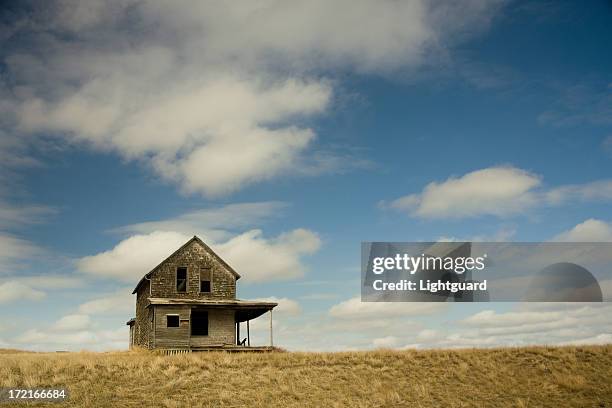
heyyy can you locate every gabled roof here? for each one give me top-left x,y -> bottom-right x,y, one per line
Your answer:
132,235 -> 241,294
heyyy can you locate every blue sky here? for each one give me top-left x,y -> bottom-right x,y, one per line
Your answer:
0,0 -> 611,351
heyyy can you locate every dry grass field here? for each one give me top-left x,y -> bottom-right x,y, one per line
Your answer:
0,346 -> 611,407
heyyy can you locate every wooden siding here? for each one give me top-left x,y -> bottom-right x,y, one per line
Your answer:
134,279 -> 152,348
150,240 -> 236,300
154,305 -> 236,348
154,305 -> 190,348
190,309 -> 235,347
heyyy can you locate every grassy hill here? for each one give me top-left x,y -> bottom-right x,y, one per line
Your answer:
0,346 -> 611,407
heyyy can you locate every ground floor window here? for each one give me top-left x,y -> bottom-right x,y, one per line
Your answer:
191,311 -> 208,336
167,315 -> 179,328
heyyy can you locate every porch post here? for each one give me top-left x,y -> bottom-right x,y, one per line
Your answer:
236,321 -> 240,346
269,309 -> 273,348
247,320 -> 250,347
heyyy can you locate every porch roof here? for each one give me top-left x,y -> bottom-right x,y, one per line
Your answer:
147,298 -> 277,322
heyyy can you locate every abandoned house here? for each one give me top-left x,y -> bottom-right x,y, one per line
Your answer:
126,236 -> 277,351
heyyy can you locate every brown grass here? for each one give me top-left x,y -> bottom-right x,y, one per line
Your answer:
0,345 -> 611,407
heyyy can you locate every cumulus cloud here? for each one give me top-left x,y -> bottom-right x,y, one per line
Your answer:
0,0 -> 505,196
113,202 -> 287,241
317,299 -> 612,350
14,326 -> 126,351
452,303 -> 612,346
416,329 -> 439,341
77,227 -> 320,283
76,231 -> 190,282
0,281 -> 46,303
78,290 -> 134,315
10,309 -> 128,351
215,229 -> 321,282
386,166 -> 612,219
552,219 -> 612,242
372,336 -> 399,348
252,297 -> 302,316
387,166 -> 541,218
53,314 -> 92,332
329,296 -> 447,319
560,333 -> 612,346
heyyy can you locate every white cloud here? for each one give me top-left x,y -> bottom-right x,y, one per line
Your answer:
10,308 -> 127,351
78,290 -> 134,315
76,231 -> 191,282
437,226 -> 516,242
314,300 -> 612,350
451,304 -> 612,345
77,203 -> 322,283
0,281 -> 46,303
0,234 -> 44,273
416,329 -> 439,341
0,201 -> 55,229
77,228 -> 320,283
19,75 -> 332,196
13,327 -> 126,351
372,336 -> 398,348
53,314 -> 92,332
113,202 -> 287,241
15,329 -> 96,347
388,166 -> 541,218
545,180 -> 612,204
252,297 -> 302,316
13,274 -> 85,289
1,0 -> 505,196
387,166 -> 612,219
215,229 -> 321,282
560,333 -> 612,346
329,296 -> 447,319
552,219 -> 612,242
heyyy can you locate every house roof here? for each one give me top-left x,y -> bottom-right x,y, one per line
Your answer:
132,235 -> 241,294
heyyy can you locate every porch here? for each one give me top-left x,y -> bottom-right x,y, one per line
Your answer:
147,298 -> 277,350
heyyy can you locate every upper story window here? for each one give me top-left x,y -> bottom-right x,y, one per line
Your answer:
176,267 -> 187,292
200,268 -> 211,293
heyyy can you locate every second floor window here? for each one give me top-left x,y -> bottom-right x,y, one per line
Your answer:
200,268 -> 211,293
176,267 -> 187,292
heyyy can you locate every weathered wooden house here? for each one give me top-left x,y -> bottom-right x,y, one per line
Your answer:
126,236 -> 277,351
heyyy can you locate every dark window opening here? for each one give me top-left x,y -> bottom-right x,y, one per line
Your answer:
200,280 -> 211,292
176,267 -> 187,292
200,268 -> 211,293
191,311 -> 208,336
166,315 -> 179,328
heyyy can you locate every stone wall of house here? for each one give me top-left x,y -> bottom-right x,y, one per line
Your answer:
150,240 -> 237,300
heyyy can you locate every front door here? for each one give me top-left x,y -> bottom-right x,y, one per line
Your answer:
191,310 -> 208,336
